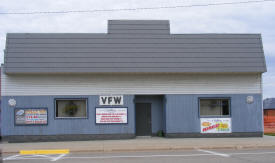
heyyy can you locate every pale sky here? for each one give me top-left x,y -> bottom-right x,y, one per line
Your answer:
0,0 -> 274,99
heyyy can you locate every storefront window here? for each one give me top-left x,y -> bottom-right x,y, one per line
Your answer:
199,98 -> 230,117
55,99 -> 87,118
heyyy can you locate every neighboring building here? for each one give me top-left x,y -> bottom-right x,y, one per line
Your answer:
263,98 -> 275,133
1,20 -> 267,142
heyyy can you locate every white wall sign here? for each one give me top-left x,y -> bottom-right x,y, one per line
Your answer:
200,118 -> 232,133
96,108 -> 127,124
99,95 -> 123,106
8,98 -> 16,107
246,96 -> 254,104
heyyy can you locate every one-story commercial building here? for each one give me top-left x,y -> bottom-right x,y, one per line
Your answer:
1,20 -> 267,142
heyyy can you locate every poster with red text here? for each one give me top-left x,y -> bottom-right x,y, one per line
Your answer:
15,108 -> 48,125
96,108 -> 127,124
200,118 -> 231,133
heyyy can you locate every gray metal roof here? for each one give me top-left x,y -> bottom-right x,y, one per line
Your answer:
3,20 -> 267,74
108,20 -> 170,34
264,98 -> 275,110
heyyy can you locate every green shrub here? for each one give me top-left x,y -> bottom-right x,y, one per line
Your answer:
157,130 -> 164,137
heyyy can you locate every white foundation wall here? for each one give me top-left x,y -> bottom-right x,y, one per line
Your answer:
1,71 -> 262,96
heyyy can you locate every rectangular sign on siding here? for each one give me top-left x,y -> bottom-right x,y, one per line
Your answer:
15,108 -> 48,125
200,118 -> 231,133
99,95 -> 123,106
96,108 -> 127,124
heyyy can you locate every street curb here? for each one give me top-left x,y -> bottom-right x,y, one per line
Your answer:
69,145 -> 275,153
2,145 -> 275,154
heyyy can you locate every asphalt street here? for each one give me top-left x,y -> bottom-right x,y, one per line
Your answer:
2,148 -> 275,163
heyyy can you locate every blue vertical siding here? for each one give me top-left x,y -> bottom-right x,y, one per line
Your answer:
165,94 -> 263,133
1,95 -> 135,136
230,94 -> 263,132
162,97 -> 167,133
1,94 -> 263,136
165,95 -> 200,133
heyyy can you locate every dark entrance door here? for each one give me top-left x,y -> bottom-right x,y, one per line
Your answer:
135,103 -> 152,136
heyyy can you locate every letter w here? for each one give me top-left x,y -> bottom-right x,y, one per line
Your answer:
113,97 -> 122,104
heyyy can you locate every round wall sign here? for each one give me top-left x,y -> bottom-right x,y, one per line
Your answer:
246,96 -> 254,104
8,98 -> 16,107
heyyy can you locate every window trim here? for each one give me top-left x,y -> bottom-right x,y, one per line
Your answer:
198,97 -> 231,118
54,98 -> 88,119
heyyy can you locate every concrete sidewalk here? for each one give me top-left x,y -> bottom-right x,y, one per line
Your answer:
1,136 -> 275,154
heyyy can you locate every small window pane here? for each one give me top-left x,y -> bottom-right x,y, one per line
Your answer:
56,99 -> 87,118
200,99 -> 230,116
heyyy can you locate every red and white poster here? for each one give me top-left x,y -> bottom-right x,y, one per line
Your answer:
96,108 -> 127,124
200,118 -> 231,133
